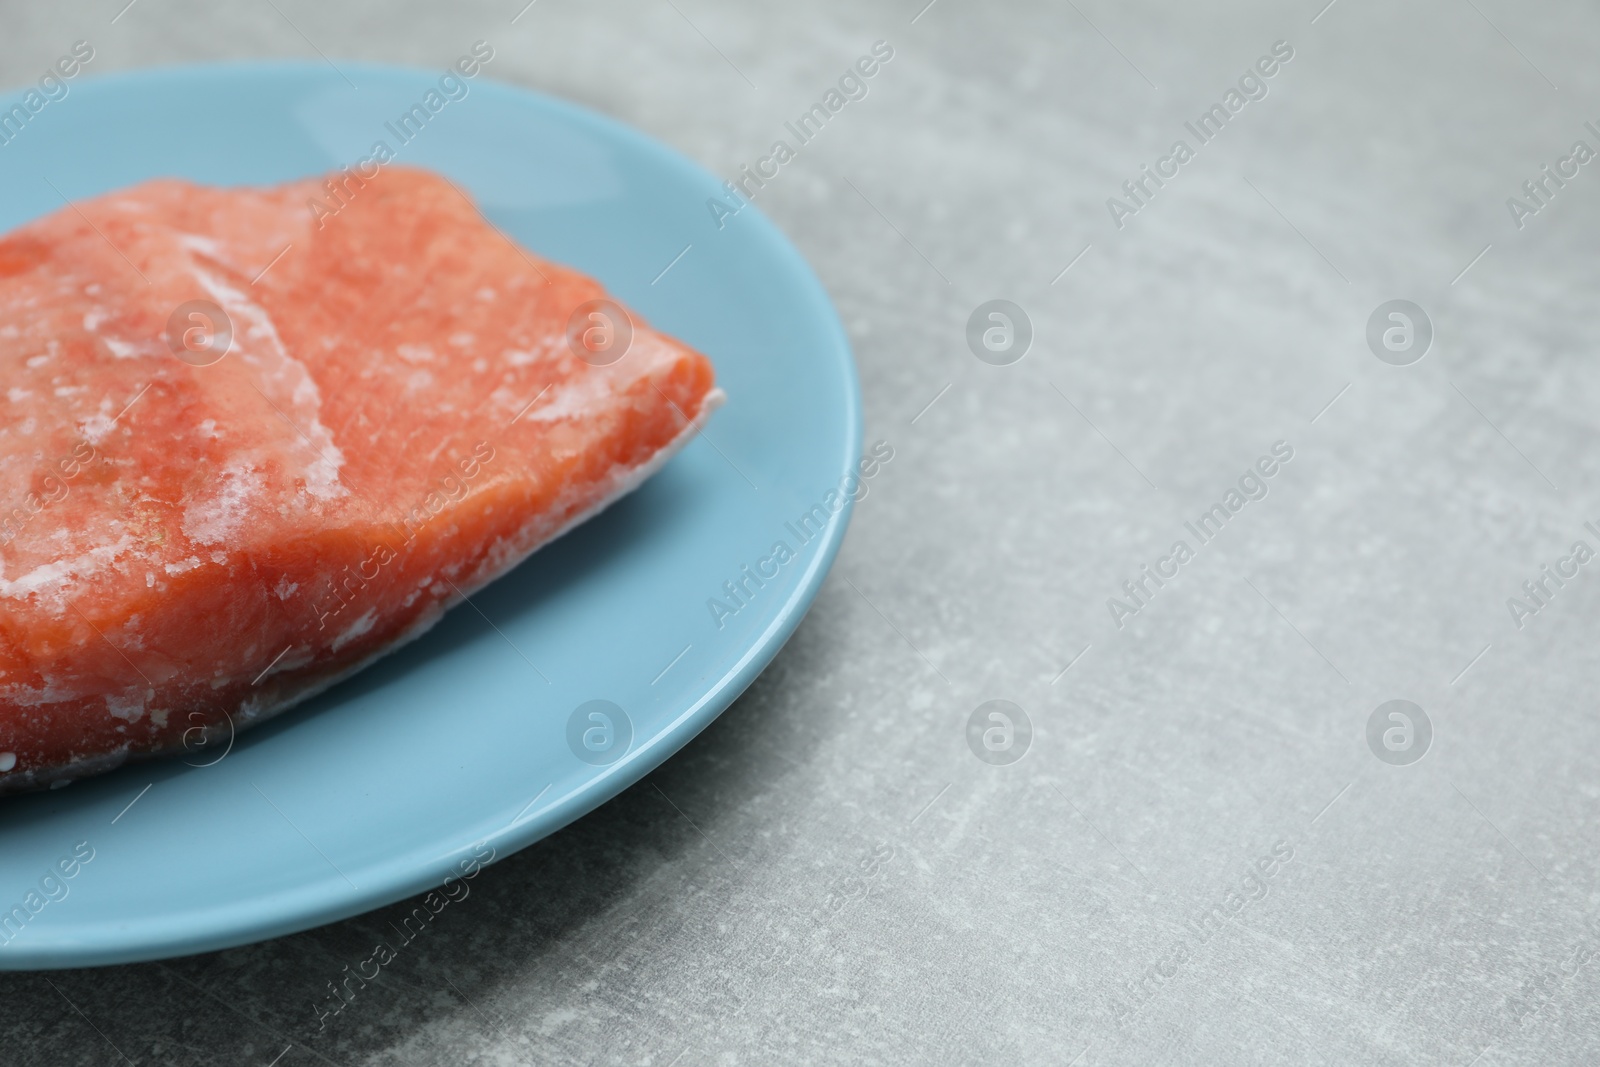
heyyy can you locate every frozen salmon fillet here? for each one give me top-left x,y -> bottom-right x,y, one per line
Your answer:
0,166 -> 720,794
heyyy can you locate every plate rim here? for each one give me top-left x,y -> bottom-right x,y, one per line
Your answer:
0,58 -> 863,969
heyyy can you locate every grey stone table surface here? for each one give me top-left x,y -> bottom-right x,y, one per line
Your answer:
4,0 -> 1600,1063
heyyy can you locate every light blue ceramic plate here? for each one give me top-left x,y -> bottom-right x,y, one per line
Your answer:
0,61 -> 860,968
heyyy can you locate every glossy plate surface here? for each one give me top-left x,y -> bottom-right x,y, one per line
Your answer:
0,61 -> 860,968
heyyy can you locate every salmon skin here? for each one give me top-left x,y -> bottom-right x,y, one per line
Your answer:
0,166 -> 720,795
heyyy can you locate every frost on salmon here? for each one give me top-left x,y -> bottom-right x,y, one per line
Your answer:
0,166 -> 720,794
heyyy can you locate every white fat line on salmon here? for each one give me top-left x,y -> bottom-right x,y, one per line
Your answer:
1104,39 -> 1294,231
309,440 -> 497,634
1105,441 -> 1295,630
706,41 -> 895,230
310,842 -> 495,1031
1504,521 -> 1600,630
305,41 -> 496,230
180,252 -> 348,503
706,440 -> 893,630
0,840 -> 95,947
0,40 -> 95,149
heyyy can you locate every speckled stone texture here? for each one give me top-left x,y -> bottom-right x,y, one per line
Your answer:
4,0 -> 1600,1064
